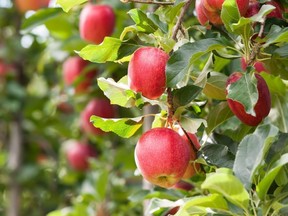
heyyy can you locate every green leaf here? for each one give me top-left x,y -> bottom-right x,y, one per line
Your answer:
128,9 -> 158,33
97,76 -> 136,108
147,13 -> 168,33
260,73 -> 286,96
221,0 -> 240,33
90,116 -> 143,138
172,85 -> 202,107
257,153 -> 288,200
175,194 -> 228,216
56,0 -> 87,12
264,26 -> 288,48
45,13 -> 74,39
226,73 -> 258,116
271,95 -> 288,133
180,117 -> 207,134
166,39 -> 226,87
201,168 -> 250,211
233,124 -> 279,189
203,72 -> 227,100
21,8 -> 63,33
206,102 -> 234,135
78,37 -> 122,63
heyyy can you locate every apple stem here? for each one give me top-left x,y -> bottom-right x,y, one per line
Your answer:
120,0 -> 174,5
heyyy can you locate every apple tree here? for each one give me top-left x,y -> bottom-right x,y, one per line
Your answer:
1,0 -> 288,215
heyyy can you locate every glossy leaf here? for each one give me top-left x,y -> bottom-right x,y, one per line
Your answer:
221,0 -> 240,33
201,168 -> 249,211
128,9 -> 158,33
90,116 -> 144,138
172,85 -> 202,107
233,124 -> 279,189
166,39 -> 226,87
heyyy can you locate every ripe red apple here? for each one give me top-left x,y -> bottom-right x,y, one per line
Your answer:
79,4 -> 115,44
266,1 -> 284,19
202,0 -> 249,25
80,98 -> 116,135
62,56 -> 97,93
128,47 -> 169,100
15,0 -> 50,13
135,128 -> 191,188
195,0 -> 209,26
240,57 -> 269,73
226,72 -> 271,126
66,142 -> 97,171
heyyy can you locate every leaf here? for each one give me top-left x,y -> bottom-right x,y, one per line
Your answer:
260,73 -> 286,96
128,9 -> 158,33
257,153 -> 288,200
97,76 -> 136,108
264,25 -> 288,48
233,124 -> 279,189
180,117 -> 207,134
21,8 -> 63,33
226,73 -> 258,116
201,144 -> 235,168
175,194 -> 228,216
172,85 -> 202,107
206,102 -> 234,135
203,72 -> 227,100
166,39 -> 226,87
78,37 -> 122,63
271,95 -> 288,133
221,0 -> 240,33
201,168 -> 250,211
147,13 -> 168,33
56,0 -> 87,12
90,116 -> 144,138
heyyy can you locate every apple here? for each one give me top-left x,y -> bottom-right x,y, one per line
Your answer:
80,98 -> 116,135
0,61 -> 15,77
266,1 -> 284,19
245,2 -> 260,17
128,47 -> 169,100
66,142 -> 97,171
135,127 -> 191,188
79,4 -> 115,44
226,72 -> 271,126
164,206 -> 180,216
15,0 -> 50,13
202,0 -> 249,25
240,57 -> 269,73
195,0 -> 209,26
172,180 -> 194,191
62,56 -> 97,93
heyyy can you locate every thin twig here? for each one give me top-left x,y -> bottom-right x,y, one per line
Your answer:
121,0 -> 174,5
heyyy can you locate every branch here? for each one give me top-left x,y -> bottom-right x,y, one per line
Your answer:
121,0 -> 174,5
172,0 -> 193,40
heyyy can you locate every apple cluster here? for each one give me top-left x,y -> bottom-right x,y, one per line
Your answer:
60,3 -> 116,171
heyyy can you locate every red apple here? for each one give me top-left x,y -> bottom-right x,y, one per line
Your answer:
79,4 -> 115,44
202,0 -> 249,25
62,56 -> 97,93
172,180 -> 194,191
0,61 -> 15,77
80,98 -> 116,135
245,2 -> 260,17
164,206 -> 180,216
226,72 -> 271,126
240,57 -> 269,73
266,1 -> 284,19
15,0 -> 50,13
195,0 -> 209,26
128,47 -> 169,100
66,142 -> 97,171
135,128 -> 191,188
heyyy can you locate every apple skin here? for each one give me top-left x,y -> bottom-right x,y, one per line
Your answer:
128,47 -> 169,100
202,0 -> 249,25
240,57 -> 269,74
79,4 -> 115,44
66,142 -> 97,171
195,0 -> 209,26
135,128 -> 191,188
226,72 -> 271,126
63,56 -> 97,93
266,1 -> 284,19
15,0 -> 50,13
164,206 -> 180,216
172,180 -> 194,191
245,2 -> 260,17
80,98 -> 116,135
